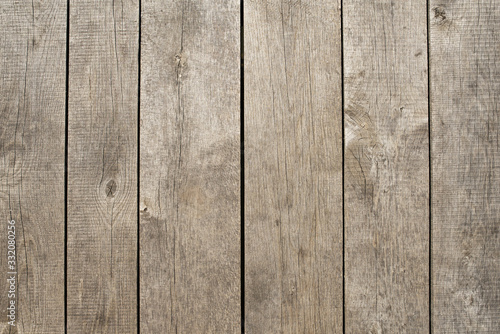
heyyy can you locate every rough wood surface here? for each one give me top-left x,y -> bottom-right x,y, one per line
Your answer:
140,0 -> 240,332
244,1 -> 343,332
67,0 -> 138,332
430,1 -> 500,332
0,1 -> 66,332
343,1 -> 429,332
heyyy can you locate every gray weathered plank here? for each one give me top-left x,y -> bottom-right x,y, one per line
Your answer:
244,1 -> 343,332
140,0 -> 240,332
67,0 -> 138,332
0,1 -> 66,332
430,1 -> 500,332
343,0 -> 429,332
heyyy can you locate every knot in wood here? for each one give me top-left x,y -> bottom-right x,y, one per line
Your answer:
175,53 -> 186,67
105,180 -> 117,197
433,6 -> 447,22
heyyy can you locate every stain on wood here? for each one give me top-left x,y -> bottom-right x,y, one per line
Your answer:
67,0 -> 138,332
244,0 -> 343,332
430,1 -> 500,332
140,0 -> 240,332
343,0 -> 430,332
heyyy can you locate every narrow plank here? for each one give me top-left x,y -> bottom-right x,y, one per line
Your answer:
0,1 -> 66,332
140,0 -> 240,332
67,0 -> 138,332
245,1 -> 343,332
430,1 -> 500,332
343,0 -> 429,332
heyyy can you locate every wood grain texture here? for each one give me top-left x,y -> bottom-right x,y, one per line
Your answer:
343,0 -> 429,332
140,0 -> 240,332
244,1 -> 343,332
67,0 -> 138,332
0,1 -> 66,332
430,1 -> 500,332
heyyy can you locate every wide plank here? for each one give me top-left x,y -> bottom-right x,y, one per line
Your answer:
0,1 -> 66,332
67,0 -> 139,332
244,0 -> 343,332
343,0 -> 429,332
140,0 -> 240,332
430,1 -> 500,332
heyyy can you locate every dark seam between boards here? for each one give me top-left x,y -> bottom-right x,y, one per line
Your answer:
64,1 -> 70,333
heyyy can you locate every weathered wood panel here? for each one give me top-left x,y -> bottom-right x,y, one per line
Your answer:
140,0 -> 240,332
67,0 -> 138,332
244,1 -> 343,332
343,1 -> 429,332
0,1 -> 66,332
430,1 -> 500,332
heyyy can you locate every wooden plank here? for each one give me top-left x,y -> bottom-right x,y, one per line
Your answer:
67,0 -> 138,332
343,0 -> 429,332
0,1 -> 66,332
244,1 -> 343,332
140,0 -> 240,332
430,1 -> 500,331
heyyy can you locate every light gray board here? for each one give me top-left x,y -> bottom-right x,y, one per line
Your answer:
0,1 -> 66,332
67,0 -> 139,332
245,0 -> 343,332
140,0 -> 241,332
343,0 -> 430,332
430,0 -> 500,332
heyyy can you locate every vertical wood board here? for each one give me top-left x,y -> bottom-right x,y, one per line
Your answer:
430,1 -> 500,331
67,0 -> 139,332
245,0 -> 343,332
140,0 -> 241,332
343,0 -> 429,332
0,1 -> 66,332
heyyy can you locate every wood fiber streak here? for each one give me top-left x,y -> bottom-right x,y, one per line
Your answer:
245,0 -> 343,332
67,0 -> 138,332
430,1 -> 500,332
0,1 -> 66,332
140,0 -> 240,332
343,0 -> 429,332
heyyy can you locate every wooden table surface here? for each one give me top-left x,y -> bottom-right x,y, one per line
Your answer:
0,0 -> 499,333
